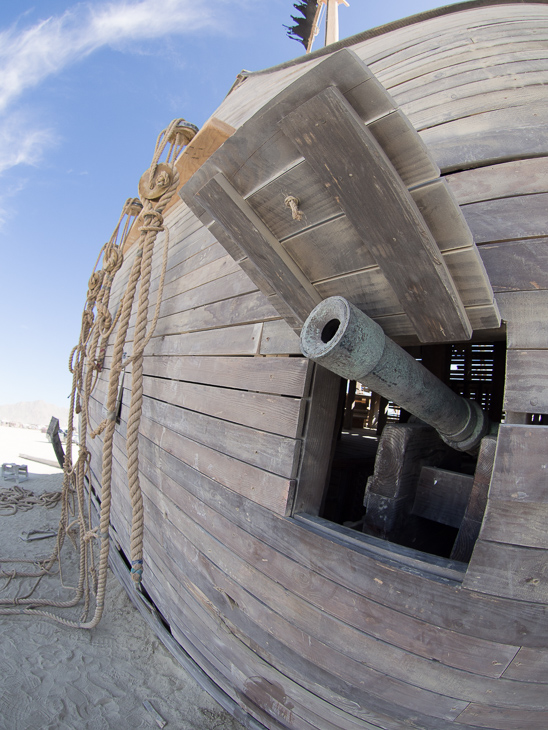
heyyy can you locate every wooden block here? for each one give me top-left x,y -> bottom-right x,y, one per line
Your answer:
365,424 -> 452,535
279,86 -> 471,343
412,466 -> 474,528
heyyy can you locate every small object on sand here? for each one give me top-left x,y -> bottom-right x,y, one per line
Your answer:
20,529 -> 58,542
1,463 -> 28,484
143,700 -> 167,728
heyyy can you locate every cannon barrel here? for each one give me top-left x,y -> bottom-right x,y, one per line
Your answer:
300,297 -> 490,453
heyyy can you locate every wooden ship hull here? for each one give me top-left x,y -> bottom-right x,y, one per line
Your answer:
87,3 -> 548,728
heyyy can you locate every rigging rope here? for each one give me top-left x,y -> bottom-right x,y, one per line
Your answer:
0,119 -> 198,628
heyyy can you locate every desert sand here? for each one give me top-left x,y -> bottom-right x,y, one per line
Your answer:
0,426 -> 244,730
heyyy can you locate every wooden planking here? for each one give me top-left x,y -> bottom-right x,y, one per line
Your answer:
133,423 -> 548,649
280,85 -> 471,343
420,100 -> 548,172
196,173 -> 321,324
464,426 -> 548,599
412,467 -> 474,528
281,215 -> 376,283
464,540 -> 548,604
138,464 -> 527,715
294,364 -> 341,515
496,290 -> 548,349
143,323 -> 262,357
139,422 -> 294,516
483,425 -> 548,503
386,51 -> 548,104
143,373 -> 304,439
451,435 -> 497,563
462,193 -> 548,244
141,395 -> 301,479
141,353 -> 310,397
455,703 -> 548,730
409,178 -> 473,250
504,350 -> 548,413
259,320 -> 302,355
480,238 -> 548,293
481,500 -> 548,550
182,48 -> 396,213
504,645 -> 548,683
149,290 -> 280,339
245,159 -> 345,242
141,533 -> 414,730
402,75 -> 548,132
446,157 -> 548,205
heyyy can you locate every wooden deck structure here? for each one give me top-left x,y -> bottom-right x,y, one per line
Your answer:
87,3 -> 548,728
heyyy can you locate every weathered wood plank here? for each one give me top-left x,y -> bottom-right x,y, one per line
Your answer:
465,540 -> 548,603
481,500 -> 548,550
421,100 -> 548,172
139,469 -> 546,715
451,434 -> 496,563
196,173 -> 321,324
412,466 -> 474,528
504,350 -> 548,413
280,85 -> 471,343
463,193 -> 548,244
142,395 -> 300,479
455,703 -> 548,730
143,373 -> 304,439
294,364 -> 341,515
139,420 -> 295,516
503,645 -> 548,683
133,419 -> 548,649
281,215 -> 376,283
447,157 -> 548,205
484,425 -> 548,503
480,239 -> 548,293
259,320 -> 301,355
496,290 -> 548,349
141,353 -> 310,397
143,323 -> 263,357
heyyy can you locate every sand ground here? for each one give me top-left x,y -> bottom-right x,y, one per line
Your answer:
0,426 -> 244,730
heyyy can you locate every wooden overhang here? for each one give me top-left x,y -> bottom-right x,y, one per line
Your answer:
181,48 -> 500,345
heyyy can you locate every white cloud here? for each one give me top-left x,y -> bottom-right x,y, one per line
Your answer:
0,0 -> 232,184
0,0 -> 225,113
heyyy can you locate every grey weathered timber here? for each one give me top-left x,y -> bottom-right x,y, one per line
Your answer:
84,4 -> 548,730
279,86 -> 472,343
196,173 -> 321,325
451,435 -> 497,562
412,466 -> 474,527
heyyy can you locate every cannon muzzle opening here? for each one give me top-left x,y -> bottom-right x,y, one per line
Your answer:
300,297 -> 490,453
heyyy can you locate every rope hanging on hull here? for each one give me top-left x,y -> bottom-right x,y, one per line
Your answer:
0,119 -> 198,629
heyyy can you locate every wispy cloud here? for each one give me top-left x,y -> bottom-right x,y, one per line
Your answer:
0,0 -> 224,113
0,0 -> 230,188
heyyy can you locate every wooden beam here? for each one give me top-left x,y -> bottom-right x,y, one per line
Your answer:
196,172 -> 321,325
279,86 -> 472,343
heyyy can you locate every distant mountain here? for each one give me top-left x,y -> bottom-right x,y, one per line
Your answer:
0,401 -> 69,429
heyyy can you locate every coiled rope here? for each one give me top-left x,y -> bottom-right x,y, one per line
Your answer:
0,119 -> 197,628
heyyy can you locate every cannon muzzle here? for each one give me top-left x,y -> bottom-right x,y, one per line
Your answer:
300,297 -> 489,453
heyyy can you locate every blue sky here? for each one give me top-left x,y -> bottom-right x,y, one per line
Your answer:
0,0 -> 458,408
